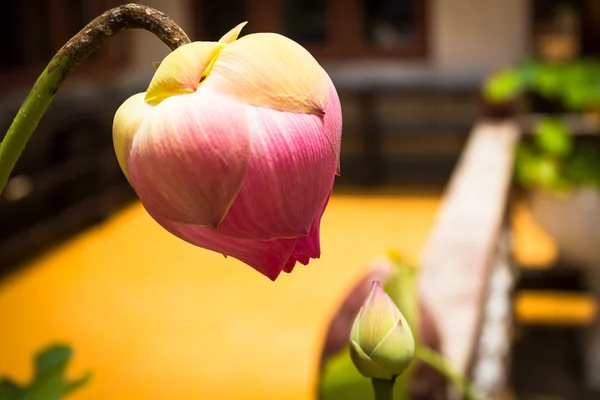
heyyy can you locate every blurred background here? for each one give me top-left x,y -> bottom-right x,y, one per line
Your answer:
1,0 -> 599,399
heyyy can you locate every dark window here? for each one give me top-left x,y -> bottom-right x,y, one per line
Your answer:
194,0 -> 248,41
0,1 -> 21,69
67,0 -> 99,37
193,0 -> 428,60
364,0 -> 415,49
0,0 -> 129,87
0,0 -> 53,71
284,0 -> 328,44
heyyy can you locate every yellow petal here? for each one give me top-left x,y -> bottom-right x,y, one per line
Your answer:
203,33 -> 329,115
218,22 -> 248,44
145,41 -> 225,106
112,92 -> 153,183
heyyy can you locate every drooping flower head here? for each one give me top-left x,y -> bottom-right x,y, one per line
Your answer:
112,23 -> 342,280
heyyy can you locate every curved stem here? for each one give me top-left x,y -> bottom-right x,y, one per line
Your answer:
371,378 -> 395,400
0,3 -> 191,194
415,345 -> 482,400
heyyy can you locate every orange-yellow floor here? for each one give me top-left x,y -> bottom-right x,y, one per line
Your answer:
0,194 -> 588,399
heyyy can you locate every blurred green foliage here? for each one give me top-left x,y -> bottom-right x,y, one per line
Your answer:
484,58 -> 600,192
483,69 -> 525,104
0,345 -> 90,400
515,118 -> 600,191
483,58 -> 600,110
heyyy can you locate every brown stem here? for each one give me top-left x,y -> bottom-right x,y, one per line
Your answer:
51,3 -> 191,90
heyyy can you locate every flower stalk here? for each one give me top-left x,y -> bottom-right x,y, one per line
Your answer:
0,3 -> 190,194
415,345 -> 482,400
371,377 -> 396,400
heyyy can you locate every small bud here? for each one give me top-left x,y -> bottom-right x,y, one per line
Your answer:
349,281 -> 415,380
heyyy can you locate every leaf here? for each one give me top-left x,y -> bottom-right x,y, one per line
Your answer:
0,344 -> 90,400
319,348 -> 374,400
533,63 -> 566,99
63,372 -> 91,396
534,118 -> 573,158
382,253 -> 419,400
562,144 -> 600,187
384,252 -> 419,333
483,69 -> 524,103
528,156 -> 561,189
0,379 -> 24,400
35,345 -> 72,377
319,347 -> 411,400
20,375 -> 65,400
515,58 -> 540,88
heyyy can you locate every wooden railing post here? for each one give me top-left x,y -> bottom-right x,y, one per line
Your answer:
417,120 -> 521,397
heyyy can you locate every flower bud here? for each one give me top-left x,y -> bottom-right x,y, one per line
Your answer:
349,281 -> 415,380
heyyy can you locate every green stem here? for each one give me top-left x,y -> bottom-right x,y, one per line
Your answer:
371,378 -> 396,400
415,345 -> 482,400
0,3 -> 190,194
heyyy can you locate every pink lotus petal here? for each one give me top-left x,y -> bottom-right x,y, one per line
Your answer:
323,79 -> 343,174
282,261 -> 296,273
281,192 -> 331,274
149,209 -> 299,280
129,91 -> 251,228
216,105 -> 337,240
293,191 -> 330,257
282,255 -> 307,274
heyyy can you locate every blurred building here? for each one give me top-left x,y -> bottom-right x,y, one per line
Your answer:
0,0 -> 598,269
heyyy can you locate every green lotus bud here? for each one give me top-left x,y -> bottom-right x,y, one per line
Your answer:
349,281 -> 415,380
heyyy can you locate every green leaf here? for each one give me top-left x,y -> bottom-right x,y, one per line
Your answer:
515,58 -> 541,87
533,63 -> 566,99
319,347 -> 409,400
0,344 -> 90,400
382,253 -> 419,400
515,144 -> 537,188
562,144 -> 600,187
20,375 -> 65,400
35,346 -> 72,377
530,156 -> 561,188
483,69 -> 524,103
561,60 -> 600,109
63,372 -> 91,396
0,379 -> 24,400
384,252 -> 418,332
534,118 -> 573,157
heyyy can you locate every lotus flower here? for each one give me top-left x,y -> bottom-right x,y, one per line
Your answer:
112,23 -> 342,280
